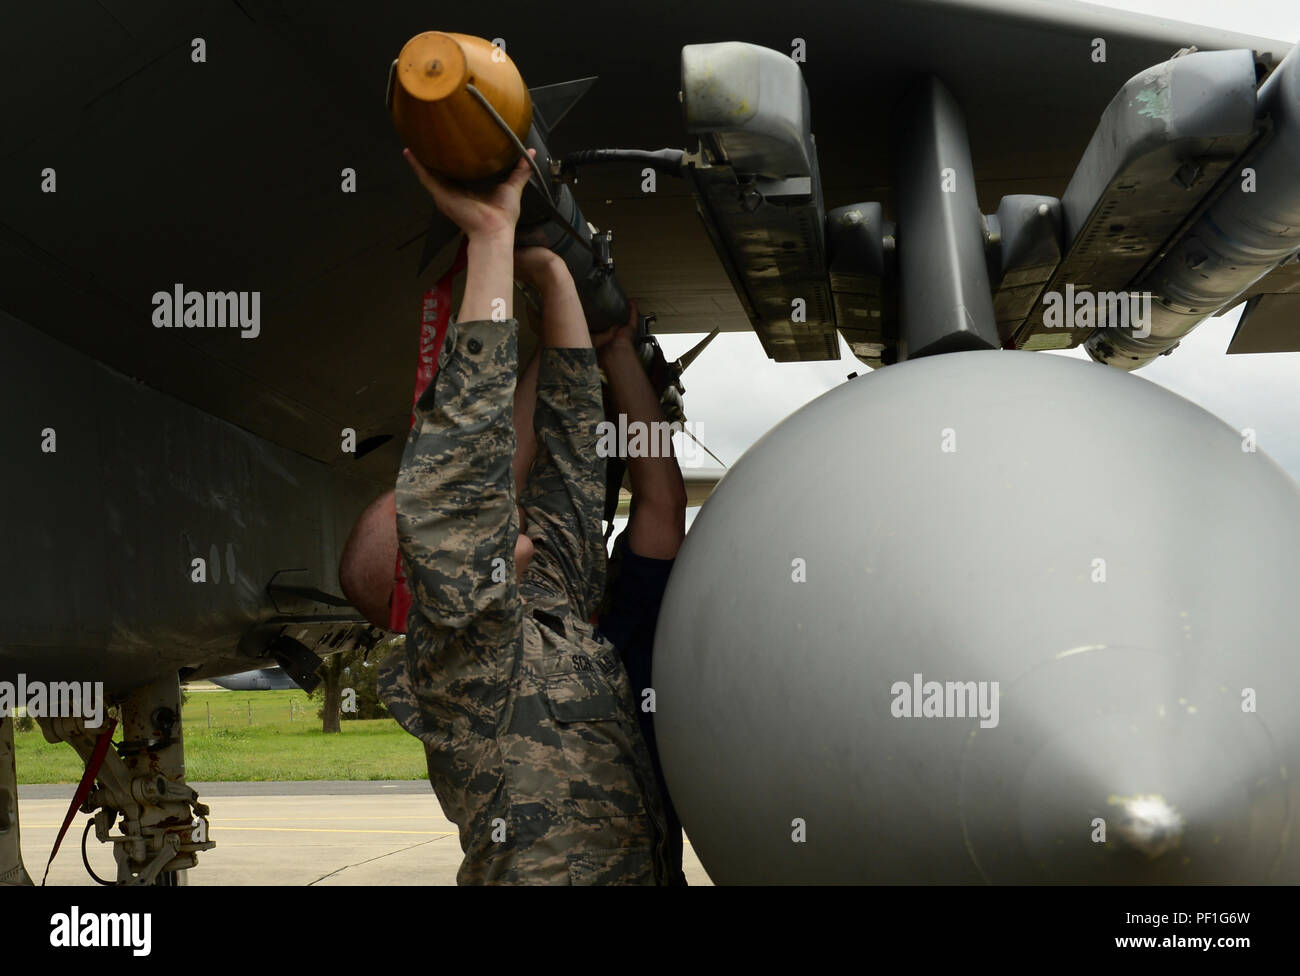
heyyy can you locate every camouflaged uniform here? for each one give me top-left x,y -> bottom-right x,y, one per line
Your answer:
378,316 -> 669,885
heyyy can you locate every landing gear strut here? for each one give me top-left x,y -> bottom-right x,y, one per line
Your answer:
41,672 -> 213,885
0,715 -> 33,885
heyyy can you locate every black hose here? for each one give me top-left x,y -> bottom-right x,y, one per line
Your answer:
464,82 -> 594,256
560,149 -> 686,179
81,818 -> 114,886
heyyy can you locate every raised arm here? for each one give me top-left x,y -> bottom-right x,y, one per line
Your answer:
596,301 -> 688,559
514,247 -> 592,349
403,148 -> 528,325
512,346 -> 541,516
396,149 -> 532,643
511,247 -> 609,618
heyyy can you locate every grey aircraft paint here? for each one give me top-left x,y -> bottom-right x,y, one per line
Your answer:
208,667 -> 299,691
0,310 -> 380,695
654,350 -> 1300,883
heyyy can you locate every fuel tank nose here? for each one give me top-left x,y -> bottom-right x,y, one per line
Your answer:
959,646 -> 1287,883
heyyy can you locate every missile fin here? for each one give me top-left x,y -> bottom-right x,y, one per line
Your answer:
675,328 -> 721,374
417,211 -> 463,275
528,76 -> 597,133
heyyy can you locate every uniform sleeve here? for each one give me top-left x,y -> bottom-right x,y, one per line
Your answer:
517,347 -> 608,619
397,317 -> 523,665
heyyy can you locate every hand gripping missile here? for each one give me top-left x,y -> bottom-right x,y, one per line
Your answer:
388,31 -> 628,332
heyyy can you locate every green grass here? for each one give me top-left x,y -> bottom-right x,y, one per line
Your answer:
14,688 -> 427,784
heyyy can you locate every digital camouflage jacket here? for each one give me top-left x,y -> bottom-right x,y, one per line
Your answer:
379,317 -> 669,885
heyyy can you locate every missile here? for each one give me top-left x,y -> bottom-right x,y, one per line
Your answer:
388,32 -> 628,331
1086,44 -> 1300,368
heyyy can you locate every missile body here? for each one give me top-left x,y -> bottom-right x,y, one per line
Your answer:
390,32 -> 627,331
516,124 -> 629,332
1088,44 -> 1300,368
390,32 -> 532,181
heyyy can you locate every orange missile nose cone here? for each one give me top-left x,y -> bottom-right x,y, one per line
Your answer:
390,31 -> 533,181
399,31 -> 468,102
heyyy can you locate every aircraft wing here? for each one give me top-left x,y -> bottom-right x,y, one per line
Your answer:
1223,263 -> 1300,353
5,0 -> 1299,892
1,0 -> 1292,480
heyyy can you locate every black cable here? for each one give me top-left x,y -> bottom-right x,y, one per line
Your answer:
464,83 -> 554,206
81,818 -> 114,886
463,82 -> 595,256
560,149 -> 686,179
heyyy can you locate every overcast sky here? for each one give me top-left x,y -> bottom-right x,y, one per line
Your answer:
655,0 -> 1300,500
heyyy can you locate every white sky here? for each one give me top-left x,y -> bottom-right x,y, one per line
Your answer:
658,0 -> 1300,497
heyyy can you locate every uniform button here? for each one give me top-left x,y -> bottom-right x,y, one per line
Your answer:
467,337 -> 483,354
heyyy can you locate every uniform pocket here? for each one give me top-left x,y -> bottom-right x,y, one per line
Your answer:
544,668 -> 623,722
543,668 -> 647,821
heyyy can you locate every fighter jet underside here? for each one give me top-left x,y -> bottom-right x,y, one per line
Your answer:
2,0 -> 1299,886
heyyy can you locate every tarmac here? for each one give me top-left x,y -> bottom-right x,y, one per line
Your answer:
15,781 -> 713,885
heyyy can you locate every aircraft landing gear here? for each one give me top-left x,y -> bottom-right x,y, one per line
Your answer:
0,715 -> 33,885
41,672 -> 213,885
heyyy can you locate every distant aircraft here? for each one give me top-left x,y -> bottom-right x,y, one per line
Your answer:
2,0 -> 1297,884
206,668 -> 299,692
